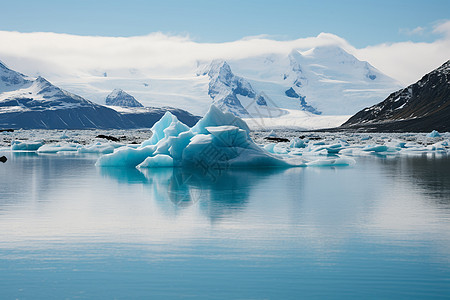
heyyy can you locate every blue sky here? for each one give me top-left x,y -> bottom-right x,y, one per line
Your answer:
1,0 -> 449,47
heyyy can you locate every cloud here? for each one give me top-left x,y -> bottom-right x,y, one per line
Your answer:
399,26 -> 425,36
0,25 -> 448,86
0,30 -> 350,76
355,20 -> 450,85
433,20 -> 450,37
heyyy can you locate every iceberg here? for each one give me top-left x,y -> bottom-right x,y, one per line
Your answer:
289,137 -> 307,148
37,143 -> 81,153
426,130 -> 441,138
77,142 -> 124,154
362,145 -> 389,153
96,105 -> 302,169
11,141 -> 43,151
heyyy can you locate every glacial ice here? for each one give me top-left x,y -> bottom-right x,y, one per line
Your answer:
37,143 -> 81,153
191,106 -> 250,135
138,154 -> 174,168
289,137 -> 307,148
77,142 -> 124,154
11,140 -> 43,151
427,130 -> 441,138
96,105 -> 301,168
363,145 -> 389,153
5,106 -> 449,169
91,106 -> 449,169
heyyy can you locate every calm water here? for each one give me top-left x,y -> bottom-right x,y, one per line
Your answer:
1,151 -> 450,299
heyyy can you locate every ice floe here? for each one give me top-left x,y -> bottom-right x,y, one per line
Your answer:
3,106 -> 449,170
11,140 -> 43,151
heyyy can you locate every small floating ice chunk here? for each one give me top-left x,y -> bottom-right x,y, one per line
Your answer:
60,131 -> 69,139
325,143 -> 344,154
426,130 -> 441,138
266,130 -> 278,138
78,142 -> 124,154
362,145 -> 389,152
37,143 -> 80,153
289,137 -> 307,148
11,141 -> 43,151
426,141 -> 447,152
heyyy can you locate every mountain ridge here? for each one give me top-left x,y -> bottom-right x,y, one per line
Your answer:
0,63 -> 199,129
24,44 -> 401,119
341,60 -> 450,132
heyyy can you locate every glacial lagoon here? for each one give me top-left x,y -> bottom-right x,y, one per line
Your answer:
1,146 -> 450,299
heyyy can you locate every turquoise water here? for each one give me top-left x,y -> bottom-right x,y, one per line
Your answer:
1,151 -> 450,299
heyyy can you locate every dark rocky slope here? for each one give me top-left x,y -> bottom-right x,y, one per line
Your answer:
341,60 -> 450,132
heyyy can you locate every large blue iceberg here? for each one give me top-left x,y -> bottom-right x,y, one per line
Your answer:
96,105 -> 302,169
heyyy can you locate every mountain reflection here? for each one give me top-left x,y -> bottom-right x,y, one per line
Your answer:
379,154 -> 450,205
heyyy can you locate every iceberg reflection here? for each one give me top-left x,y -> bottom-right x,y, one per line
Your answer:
101,165 -> 289,220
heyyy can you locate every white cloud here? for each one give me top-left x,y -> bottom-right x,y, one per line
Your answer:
399,26 -> 425,36
0,31 -> 350,77
0,24 -> 449,86
355,21 -> 450,85
433,19 -> 450,37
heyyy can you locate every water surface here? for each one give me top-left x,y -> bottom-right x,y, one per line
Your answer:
1,151 -> 450,299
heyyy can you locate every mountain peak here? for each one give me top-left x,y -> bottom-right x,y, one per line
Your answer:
105,89 -> 143,107
306,45 -> 356,62
35,76 -> 51,85
197,59 -> 231,78
0,60 -> 33,93
0,60 -> 9,70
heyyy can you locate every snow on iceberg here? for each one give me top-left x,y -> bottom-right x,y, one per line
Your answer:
96,105 -> 302,169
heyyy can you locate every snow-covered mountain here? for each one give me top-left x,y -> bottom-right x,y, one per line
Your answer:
0,71 -> 134,129
196,60 -> 268,116
225,45 -> 400,116
104,88 -> 199,127
105,88 -> 143,107
46,45 -> 400,127
0,45 -> 401,130
0,60 -> 33,93
0,62 -> 198,129
108,105 -> 200,128
342,60 -> 450,132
